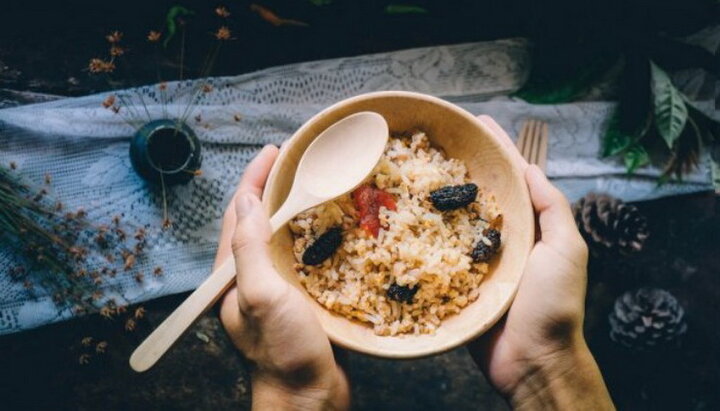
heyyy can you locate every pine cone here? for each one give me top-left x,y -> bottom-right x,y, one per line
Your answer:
609,288 -> 687,350
572,193 -> 648,256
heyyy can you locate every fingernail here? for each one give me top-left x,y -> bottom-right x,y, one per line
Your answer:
235,192 -> 256,218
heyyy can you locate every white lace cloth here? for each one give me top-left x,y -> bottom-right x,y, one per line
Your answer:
0,35 -> 717,334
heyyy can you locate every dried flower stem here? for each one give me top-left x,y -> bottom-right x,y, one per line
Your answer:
117,57 -> 153,122
179,41 -> 222,124
152,46 -> 169,119
179,24 -> 187,80
159,172 -> 169,226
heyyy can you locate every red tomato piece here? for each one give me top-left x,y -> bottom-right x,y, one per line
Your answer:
352,184 -> 397,237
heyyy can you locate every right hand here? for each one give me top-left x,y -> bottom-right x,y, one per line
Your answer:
469,116 -> 614,410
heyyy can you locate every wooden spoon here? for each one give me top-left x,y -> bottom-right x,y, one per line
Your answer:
130,111 -> 389,372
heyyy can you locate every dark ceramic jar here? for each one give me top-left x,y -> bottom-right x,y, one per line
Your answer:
129,119 -> 202,185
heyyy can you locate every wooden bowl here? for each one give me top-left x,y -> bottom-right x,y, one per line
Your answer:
263,91 -> 534,358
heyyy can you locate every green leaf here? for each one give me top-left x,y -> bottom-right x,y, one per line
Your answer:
650,61 -> 688,148
308,0 -> 333,5
623,143 -> 650,174
514,41 -> 620,104
385,4 -> 428,14
602,109 -> 635,157
164,5 -> 195,48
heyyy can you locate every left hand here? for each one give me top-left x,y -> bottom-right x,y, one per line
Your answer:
216,145 -> 349,410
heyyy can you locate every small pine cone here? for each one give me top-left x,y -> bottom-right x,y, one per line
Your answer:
609,288 -> 687,350
572,193 -> 648,256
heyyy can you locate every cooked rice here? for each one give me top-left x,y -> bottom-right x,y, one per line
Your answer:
289,131 -> 502,336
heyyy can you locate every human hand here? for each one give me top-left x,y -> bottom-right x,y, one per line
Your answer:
469,117 -> 614,410
217,145 -> 349,410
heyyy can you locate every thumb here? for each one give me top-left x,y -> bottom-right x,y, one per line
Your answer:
231,192 -> 286,310
525,165 -> 578,246
232,191 -> 272,251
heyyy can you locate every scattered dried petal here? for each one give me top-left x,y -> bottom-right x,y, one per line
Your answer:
95,341 -> 108,354
79,353 -> 91,365
124,254 -> 136,270
105,30 -> 123,43
99,306 -> 114,319
88,58 -> 115,74
147,30 -> 161,42
125,318 -> 136,331
134,306 -> 146,319
215,6 -> 231,18
214,26 -> 232,40
153,267 -> 163,276
250,3 -> 309,27
81,337 -> 94,346
109,45 -> 125,57
102,95 -> 116,109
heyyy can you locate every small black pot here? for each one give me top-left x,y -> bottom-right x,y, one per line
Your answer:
129,119 -> 202,185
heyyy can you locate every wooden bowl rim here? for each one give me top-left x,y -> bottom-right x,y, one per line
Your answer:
262,90 -> 533,358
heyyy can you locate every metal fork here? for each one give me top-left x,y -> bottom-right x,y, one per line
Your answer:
517,119 -> 549,172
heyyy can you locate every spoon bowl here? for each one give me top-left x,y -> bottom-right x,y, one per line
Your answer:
130,111 -> 389,372
269,112 -> 388,232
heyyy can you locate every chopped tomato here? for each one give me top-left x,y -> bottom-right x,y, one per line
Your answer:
352,184 -> 396,237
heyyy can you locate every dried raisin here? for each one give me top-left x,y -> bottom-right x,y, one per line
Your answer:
387,283 -> 419,304
429,183 -> 478,211
471,228 -> 501,263
302,227 -> 343,266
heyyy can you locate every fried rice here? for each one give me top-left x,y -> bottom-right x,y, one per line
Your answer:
289,131 -> 502,336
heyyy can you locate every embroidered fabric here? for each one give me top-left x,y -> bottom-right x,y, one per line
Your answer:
0,34 -> 716,334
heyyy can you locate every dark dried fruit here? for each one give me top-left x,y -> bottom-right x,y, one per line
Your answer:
387,283 -> 419,304
471,228 -> 502,263
485,228 -> 501,250
429,183 -> 478,211
302,227 -> 343,266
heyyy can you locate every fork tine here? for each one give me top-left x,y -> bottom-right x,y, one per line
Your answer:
517,120 -> 530,162
537,122 -> 549,172
529,120 -> 541,165
517,119 -> 549,169
522,120 -> 536,162
527,120 -> 538,165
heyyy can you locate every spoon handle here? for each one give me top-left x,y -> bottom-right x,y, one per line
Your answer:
129,257 -> 236,372
130,202 -> 297,372
269,200 -> 302,233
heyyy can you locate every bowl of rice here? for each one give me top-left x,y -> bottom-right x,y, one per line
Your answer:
263,91 -> 534,358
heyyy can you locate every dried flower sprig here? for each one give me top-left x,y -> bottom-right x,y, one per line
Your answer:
0,165 -> 162,315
